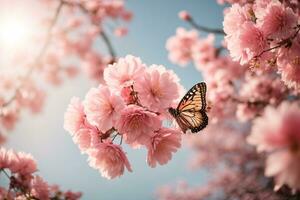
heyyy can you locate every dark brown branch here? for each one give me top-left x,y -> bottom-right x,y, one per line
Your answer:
100,30 -> 116,60
254,25 -> 300,59
187,18 -> 225,35
1,169 -> 35,199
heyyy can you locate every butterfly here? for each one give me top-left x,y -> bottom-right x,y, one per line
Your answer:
168,82 -> 208,133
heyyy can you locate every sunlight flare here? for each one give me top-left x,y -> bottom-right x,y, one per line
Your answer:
0,15 -> 33,49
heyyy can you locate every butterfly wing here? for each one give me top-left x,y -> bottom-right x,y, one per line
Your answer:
175,82 -> 208,133
177,82 -> 206,112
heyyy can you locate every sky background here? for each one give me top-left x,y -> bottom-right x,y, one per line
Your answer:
4,1 -> 226,199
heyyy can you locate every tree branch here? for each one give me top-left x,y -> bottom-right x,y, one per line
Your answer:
100,30 -> 116,60
187,18 -> 225,35
254,25 -> 300,59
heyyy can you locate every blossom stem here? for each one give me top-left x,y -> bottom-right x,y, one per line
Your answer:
215,46 -> 225,57
1,169 -> 10,179
1,169 -> 19,196
255,25 -> 300,59
120,135 -> 123,145
187,18 -> 225,35
111,133 -> 119,142
100,30 -> 117,61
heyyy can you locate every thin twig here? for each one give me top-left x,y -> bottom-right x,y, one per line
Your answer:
2,169 -> 39,200
255,25 -> 300,59
111,133 -> 119,142
120,135 -> 123,145
1,169 -> 19,195
1,168 -> 10,178
187,18 -> 225,35
100,30 -> 116,59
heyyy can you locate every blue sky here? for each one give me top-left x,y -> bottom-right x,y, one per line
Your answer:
4,1 -> 225,199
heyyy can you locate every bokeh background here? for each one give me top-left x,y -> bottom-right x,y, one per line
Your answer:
4,1 -> 225,199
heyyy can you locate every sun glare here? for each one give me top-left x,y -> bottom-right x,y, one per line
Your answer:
0,16 -> 33,49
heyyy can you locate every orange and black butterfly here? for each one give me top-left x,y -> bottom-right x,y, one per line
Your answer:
168,82 -> 208,133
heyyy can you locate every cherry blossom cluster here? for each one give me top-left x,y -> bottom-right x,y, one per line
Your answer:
64,55 -> 184,179
161,2 -> 300,199
0,147 -> 81,200
0,0 -> 131,135
223,0 -> 300,91
248,102 -> 300,191
0,76 -> 46,131
49,0 -> 132,82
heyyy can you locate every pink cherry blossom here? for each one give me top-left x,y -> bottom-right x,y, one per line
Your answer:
248,102 -> 300,190
115,105 -> 162,146
265,150 -> 300,191
83,85 -> 125,132
0,148 -> 14,169
64,97 -> 86,136
147,128 -> 181,168
227,22 -> 267,64
63,190 -> 82,200
30,176 -> 50,200
192,34 -> 216,70
0,187 -> 10,200
279,62 -> 300,92
41,53 -> 63,86
114,27 -> 128,37
120,86 -> 135,105
81,51 -> 107,82
203,56 -> 245,82
239,74 -> 286,106
236,74 -> 287,122
0,133 -> 6,145
277,38 -> 300,92
64,65 -> 79,78
258,1 -> 298,39
178,10 -> 191,21
248,102 -> 300,152
223,3 -> 250,36
236,103 -> 260,122
121,10 -> 133,21
166,28 -> 199,66
9,151 -> 37,176
253,0 -> 273,13
16,80 -> 46,114
72,128 -> 100,153
135,65 -> 182,112
0,147 -> 82,198
0,110 -> 19,130
88,141 -> 132,179
104,55 -> 146,91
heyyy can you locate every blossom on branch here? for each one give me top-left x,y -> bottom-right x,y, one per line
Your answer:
248,102 -> 300,190
0,147 -> 82,199
64,55 -> 184,179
